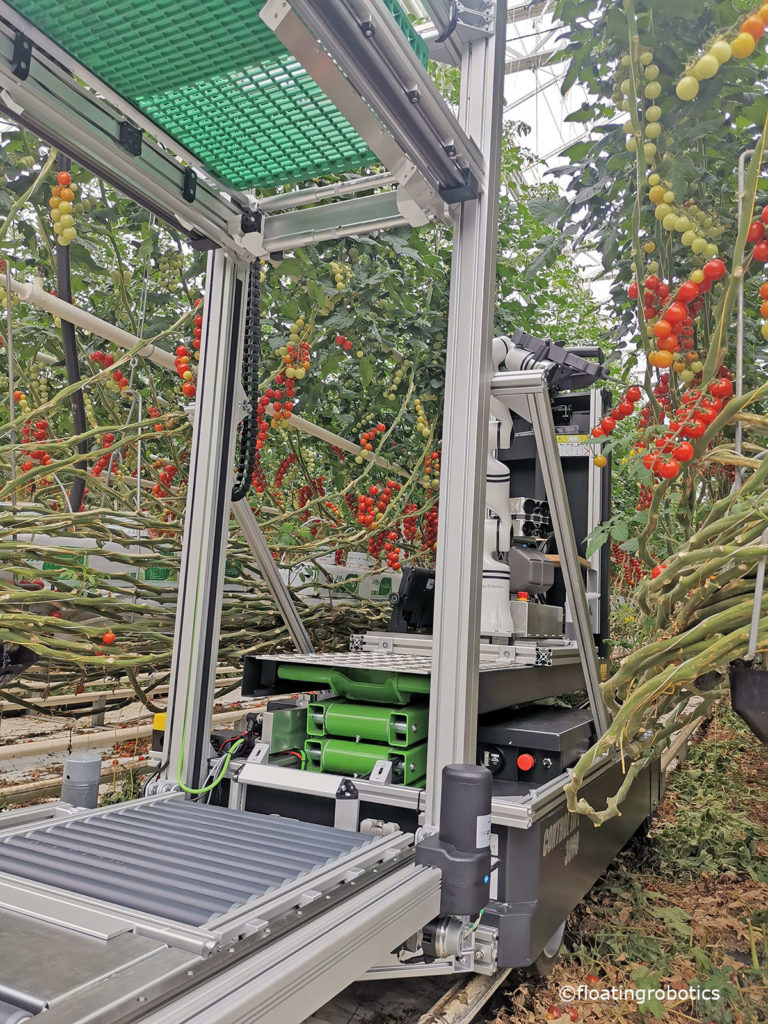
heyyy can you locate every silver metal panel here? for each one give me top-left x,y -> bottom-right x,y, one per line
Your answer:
137,865 -> 443,1024
0,801 -> 375,928
164,252 -> 248,789
426,2 -> 507,826
0,908 -> 173,1009
235,761 -> 423,811
262,192 -> 411,253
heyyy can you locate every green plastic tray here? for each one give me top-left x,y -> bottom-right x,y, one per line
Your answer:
10,0 -> 426,190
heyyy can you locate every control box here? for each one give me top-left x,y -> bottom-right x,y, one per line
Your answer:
477,706 -> 593,784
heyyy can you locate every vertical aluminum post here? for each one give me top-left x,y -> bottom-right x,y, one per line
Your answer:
164,250 -> 248,789
527,387 -> 610,736
425,1 -> 506,827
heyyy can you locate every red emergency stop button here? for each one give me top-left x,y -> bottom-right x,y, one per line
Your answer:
517,753 -> 535,772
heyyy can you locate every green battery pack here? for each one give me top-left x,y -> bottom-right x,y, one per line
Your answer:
307,700 -> 429,748
304,738 -> 427,786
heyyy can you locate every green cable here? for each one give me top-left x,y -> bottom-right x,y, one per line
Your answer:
177,737 -> 245,796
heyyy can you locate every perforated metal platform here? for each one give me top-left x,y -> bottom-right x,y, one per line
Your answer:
0,798 -> 375,927
6,0 -> 427,189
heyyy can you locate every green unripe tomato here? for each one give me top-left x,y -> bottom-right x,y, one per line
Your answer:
710,39 -> 731,65
639,51 -> 653,65
654,202 -> 672,221
676,76 -> 699,101
645,122 -> 662,139
681,230 -> 697,247
644,81 -> 661,99
693,54 -> 719,80
644,64 -> 660,80
663,213 -> 678,231
646,105 -> 662,122
691,237 -> 708,254
643,142 -> 657,160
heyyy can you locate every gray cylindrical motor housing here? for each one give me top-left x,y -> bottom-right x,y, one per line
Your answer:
416,764 -> 492,916
0,997 -> 32,1024
60,752 -> 101,809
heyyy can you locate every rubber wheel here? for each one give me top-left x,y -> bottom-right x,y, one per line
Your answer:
532,921 -> 566,978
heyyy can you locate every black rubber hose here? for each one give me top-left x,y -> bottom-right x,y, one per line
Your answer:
55,154 -> 88,513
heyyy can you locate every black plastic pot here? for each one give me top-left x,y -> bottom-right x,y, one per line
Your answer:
729,666 -> 768,745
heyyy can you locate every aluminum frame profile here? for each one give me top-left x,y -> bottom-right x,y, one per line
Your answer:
261,190 -> 413,255
0,6 -> 438,256
135,865 -> 442,1024
163,252 -> 249,790
231,499 -> 314,654
425,0 -> 507,827
491,369 -> 610,736
280,0 -> 484,197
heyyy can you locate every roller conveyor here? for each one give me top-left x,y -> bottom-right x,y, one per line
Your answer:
0,797 -> 441,1024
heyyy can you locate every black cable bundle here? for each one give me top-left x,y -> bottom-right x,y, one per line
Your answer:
231,258 -> 261,502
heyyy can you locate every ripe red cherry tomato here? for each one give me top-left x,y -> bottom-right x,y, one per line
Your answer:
665,301 -> 688,324
102,630 -> 115,645
700,403 -> 720,423
645,275 -> 661,292
600,416 -> 616,433
657,458 -> 680,479
626,385 -> 642,402
702,258 -> 726,281
651,563 -> 667,579
709,377 -> 733,399
57,170 -> 71,186
748,221 -> 766,243
684,418 -> 706,438
674,441 -> 695,462
653,319 -> 672,338
618,401 -> 634,417
676,281 -> 698,303
628,282 -> 638,299
752,240 -> 768,263
591,426 -> 605,437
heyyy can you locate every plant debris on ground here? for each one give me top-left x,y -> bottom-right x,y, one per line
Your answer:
486,705 -> 768,1023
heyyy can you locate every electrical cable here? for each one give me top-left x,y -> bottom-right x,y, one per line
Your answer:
177,737 -> 245,796
433,0 -> 458,43
231,259 -> 261,501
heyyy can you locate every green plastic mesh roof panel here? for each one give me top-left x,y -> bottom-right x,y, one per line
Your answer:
8,0 -> 428,191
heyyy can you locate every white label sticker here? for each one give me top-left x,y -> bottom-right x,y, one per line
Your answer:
476,813 -> 492,849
